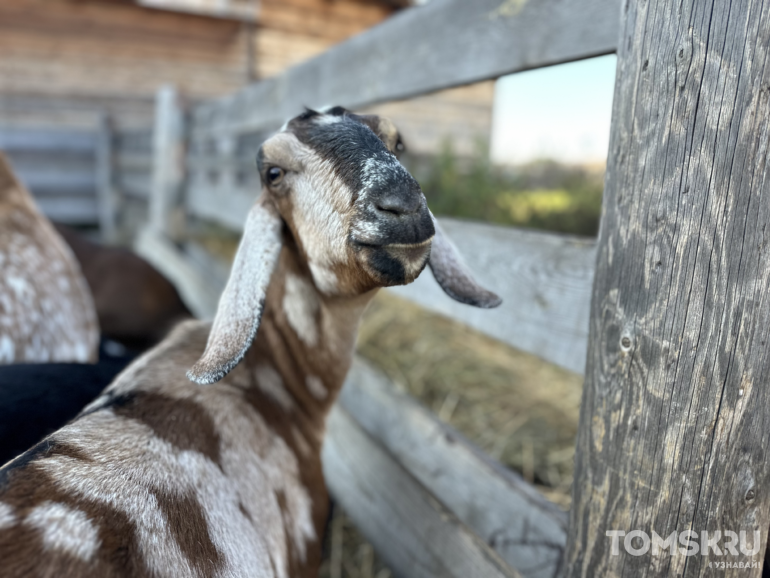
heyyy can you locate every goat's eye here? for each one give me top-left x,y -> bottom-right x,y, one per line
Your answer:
267,167 -> 284,185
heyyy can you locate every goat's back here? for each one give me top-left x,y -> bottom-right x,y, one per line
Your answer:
0,321 -> 324,578
0,154 -> 99,364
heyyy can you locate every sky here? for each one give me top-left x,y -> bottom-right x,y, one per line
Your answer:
491,55 -> 617,166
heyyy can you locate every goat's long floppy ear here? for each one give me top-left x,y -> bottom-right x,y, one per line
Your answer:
428,215 -> 502,309
187,197 -> 283,384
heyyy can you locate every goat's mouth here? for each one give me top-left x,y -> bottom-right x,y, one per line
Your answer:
353,237 -> 433,286
381,238 -> 433,263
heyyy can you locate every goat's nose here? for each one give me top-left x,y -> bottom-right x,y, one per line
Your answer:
373,189 -> 422,217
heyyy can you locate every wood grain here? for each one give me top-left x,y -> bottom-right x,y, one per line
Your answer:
566,1 -> 770,576
339,358 -> 568,578
192,0 -> 621,136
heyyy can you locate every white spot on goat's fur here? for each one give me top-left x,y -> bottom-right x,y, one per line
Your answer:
0,335 -> 14,363
0,502 -> 16,529
305,375 -> 327,400
360,154 -> 405,192
312,114 -> 344,126
6,276 -> 31,300
283,272 -> 319,347
291,426 -> 311,457
25,501 -> 100,562
255,364 -> 294,411
308,263 -> 338,294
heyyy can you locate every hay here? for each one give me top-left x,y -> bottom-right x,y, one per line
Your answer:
357,291 -> 581,507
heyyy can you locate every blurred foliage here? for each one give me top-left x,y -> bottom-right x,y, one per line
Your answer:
415,139 -> 605,237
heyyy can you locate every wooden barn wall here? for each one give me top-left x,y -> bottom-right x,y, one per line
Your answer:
363,82 -> 496,158
0,0 -> 493,150
0,0 -> 249,110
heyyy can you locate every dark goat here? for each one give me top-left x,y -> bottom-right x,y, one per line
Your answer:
54,224 -> 192,351
0,343 -> 134,466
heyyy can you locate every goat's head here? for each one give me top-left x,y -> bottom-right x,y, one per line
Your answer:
188,107 -> 501,385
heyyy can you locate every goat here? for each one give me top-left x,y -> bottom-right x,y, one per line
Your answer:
54,223 -> 192,352
0,107 -> 500,578
0,154 -> 99,364
0,344 -> 135,466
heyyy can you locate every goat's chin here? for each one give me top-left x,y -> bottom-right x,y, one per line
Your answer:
358,238 -> 432,287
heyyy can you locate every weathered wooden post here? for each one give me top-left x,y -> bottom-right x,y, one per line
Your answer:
95,114 -> 118,243
150,85 -> 185,239
566,1 -> 770,576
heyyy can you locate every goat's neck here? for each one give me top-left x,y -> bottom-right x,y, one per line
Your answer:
242,244 -> 375,434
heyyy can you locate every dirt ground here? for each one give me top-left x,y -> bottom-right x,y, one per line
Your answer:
318,290 -> 584,578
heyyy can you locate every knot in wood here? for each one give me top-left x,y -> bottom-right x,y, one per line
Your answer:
620,335 -> 633,351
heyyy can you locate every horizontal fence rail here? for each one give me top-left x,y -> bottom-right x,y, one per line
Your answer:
0,125 -> 153,237
191,0 -> 621,137
324,403 -> 523,578
334,359 -> 568,578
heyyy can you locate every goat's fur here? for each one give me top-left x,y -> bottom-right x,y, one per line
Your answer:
0,108 -> 500,577
0,154 -> 99,364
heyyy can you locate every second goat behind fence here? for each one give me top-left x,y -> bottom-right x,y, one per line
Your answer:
0,107 -> 501,578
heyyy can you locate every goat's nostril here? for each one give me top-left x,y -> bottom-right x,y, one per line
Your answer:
374,193 -> 420,216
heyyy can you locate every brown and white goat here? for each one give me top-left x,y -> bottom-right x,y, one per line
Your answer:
0,154 -> 99,364
0,107 -> 500,577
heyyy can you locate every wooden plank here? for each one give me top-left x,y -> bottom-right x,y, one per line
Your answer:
134,228 -> 222,319
186,177 -> 257,230
192,0 -> 621,135
137,0 -> 260,22
115,172 -> 152,199
150,86 -> 185,238
339,358 -> 567,578
114,133 -> 153,199
0,128 -> 96,152
323,403 -> 522,578
115,152 -> 153,172
34,196 -> 99,224
566,1 -> 770,576
391,218 -> 595,375
96,115 -> 119,242
15,170 -> 97,196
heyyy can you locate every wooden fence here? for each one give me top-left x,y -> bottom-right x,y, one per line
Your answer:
0,122 -> 153,242
137,0 -> 770,576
